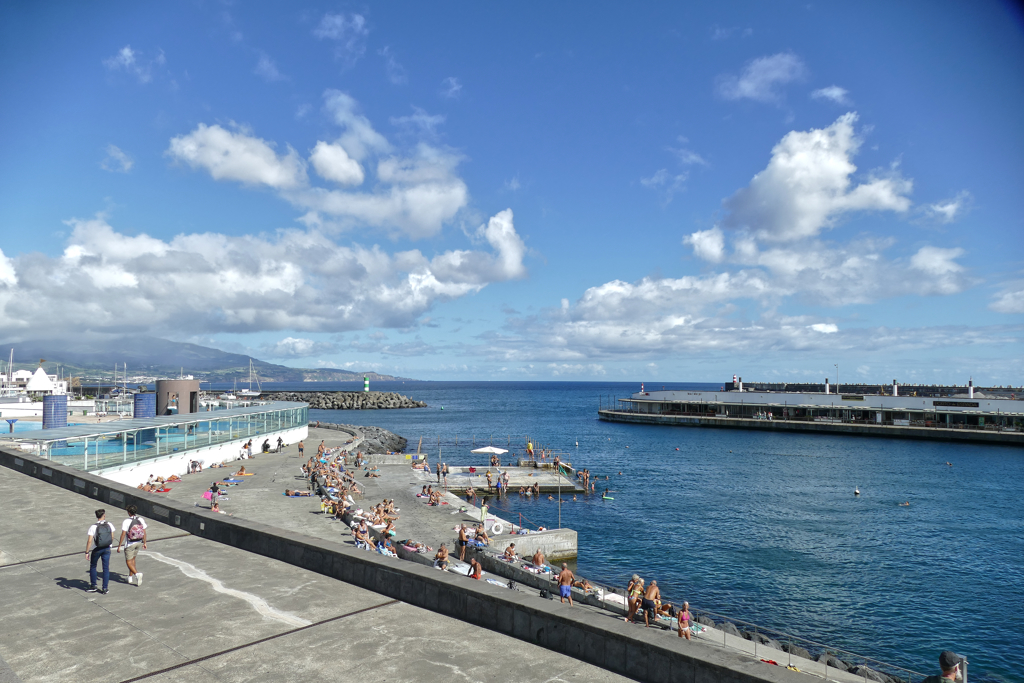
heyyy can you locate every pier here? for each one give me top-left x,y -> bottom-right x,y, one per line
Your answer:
600,388 -> 1024,446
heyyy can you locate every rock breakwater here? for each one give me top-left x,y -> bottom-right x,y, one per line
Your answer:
310,422 -> 408,454
271,391 -> 426,410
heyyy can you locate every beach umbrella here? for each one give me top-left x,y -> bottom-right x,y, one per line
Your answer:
470,446 -> 508,454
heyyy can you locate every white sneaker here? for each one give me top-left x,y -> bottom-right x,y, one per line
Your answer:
127,575 -> 134,585
135,572 -> 143,586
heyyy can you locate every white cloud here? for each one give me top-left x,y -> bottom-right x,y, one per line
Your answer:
379,46 -> 407,85
505,176 -> 521,191
809,323 -> 838,333
0,211 -> 526,336
923,191 -> 970,223
722,113 -> 912,241
0,248 -> 16,286
262,337 -> 338,358
167,123 -> 307,189
717,52 -> 806,103
641,169 -> 688,201
313,13 -> 368,68
390,107 -> 446,136
322,90 -> 390,161
683,227 -> 725,263
166,98 -> 469,238
103,45 -> 154,83
309,141 -> 364,186
811,85 -> 851,105
101,145 -> 134,173
548,363 -> 606,376
254,53 -> 285,82
990,281 -> 1024,314
440,77 -> 462,99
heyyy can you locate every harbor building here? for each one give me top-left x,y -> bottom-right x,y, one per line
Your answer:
0,401 -> 308,485
599,383 -> 1024,446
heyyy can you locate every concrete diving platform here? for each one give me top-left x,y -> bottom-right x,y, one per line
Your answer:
440,465 -> 586,494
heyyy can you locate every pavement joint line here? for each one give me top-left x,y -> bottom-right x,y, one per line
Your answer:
117,599 -> 402,683
11,545 -> 208,677
0,534 -> 193,569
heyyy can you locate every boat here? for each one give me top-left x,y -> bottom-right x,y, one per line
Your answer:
236,360 -> 262,398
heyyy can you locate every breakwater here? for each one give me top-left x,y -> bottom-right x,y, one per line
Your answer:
268,390 -> 426,410
309,421 -> 408,454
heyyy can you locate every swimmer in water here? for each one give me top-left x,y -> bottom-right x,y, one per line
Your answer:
899,501 -> 910,506
547,495 -> 554,500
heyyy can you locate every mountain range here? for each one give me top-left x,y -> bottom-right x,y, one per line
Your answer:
0,337 -> 410,383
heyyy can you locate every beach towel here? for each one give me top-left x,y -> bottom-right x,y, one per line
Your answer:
202,491 -> 213,500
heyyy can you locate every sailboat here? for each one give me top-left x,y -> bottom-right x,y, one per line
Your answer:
236,359 -> 263,398
219,378 -> 238,401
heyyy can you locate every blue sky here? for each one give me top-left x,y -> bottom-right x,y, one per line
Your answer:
0,2 -> 1022,383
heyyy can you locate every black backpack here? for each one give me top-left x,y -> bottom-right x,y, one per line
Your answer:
94,522 -> 112,549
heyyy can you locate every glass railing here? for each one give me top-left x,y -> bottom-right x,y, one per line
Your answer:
11,404 -> 307,472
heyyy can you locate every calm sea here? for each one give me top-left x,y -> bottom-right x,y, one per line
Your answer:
217,380 -> 1022,681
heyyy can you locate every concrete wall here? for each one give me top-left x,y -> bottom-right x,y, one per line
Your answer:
599,410 -> 1024,447
0,447 -> 806,683
155,379 -> 201,415
495,528 -> 578,562
95,425 -> 307,486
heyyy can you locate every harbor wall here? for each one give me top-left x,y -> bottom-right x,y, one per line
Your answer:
598,410 -> 1024,446
0,447 -> 803,683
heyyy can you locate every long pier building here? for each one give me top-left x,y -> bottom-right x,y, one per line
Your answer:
599,380 -> 1023,446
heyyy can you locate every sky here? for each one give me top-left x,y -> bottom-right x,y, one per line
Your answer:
0,1 -> 1022,384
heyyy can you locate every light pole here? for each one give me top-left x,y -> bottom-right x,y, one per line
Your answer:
834,364 -> 839,395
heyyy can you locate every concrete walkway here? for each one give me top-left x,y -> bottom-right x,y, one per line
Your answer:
0,463 -> 631,683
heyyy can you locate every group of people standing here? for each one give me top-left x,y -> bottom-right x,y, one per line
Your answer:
625,574 -> 693,639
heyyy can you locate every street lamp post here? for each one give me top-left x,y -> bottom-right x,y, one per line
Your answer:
835,363 -> 839,395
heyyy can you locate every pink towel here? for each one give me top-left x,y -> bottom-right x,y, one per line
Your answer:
202,491 -> 213,500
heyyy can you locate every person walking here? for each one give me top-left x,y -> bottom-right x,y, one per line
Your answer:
298,440 -> 304,458
85,509 -> 116,593
116,504 -> 148,586
922,652 -> 962,683
557,563 -> 575,606
442,463 -> 449,488
436,462 -> 441,483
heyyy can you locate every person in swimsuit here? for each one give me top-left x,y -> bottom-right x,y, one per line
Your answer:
642,580 -> 660,627
434,544 -> 449,570
557,563 -> 575,606
458,525 -> 469,561
469,557 -> 482,579
677,601 -> 692,639
625,575 -> 643,623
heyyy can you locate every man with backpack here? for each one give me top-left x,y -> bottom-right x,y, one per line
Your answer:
85,509 -> 116,593
117,504 -> 148,586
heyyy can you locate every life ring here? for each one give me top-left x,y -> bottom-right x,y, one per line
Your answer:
491,521 -> 505,535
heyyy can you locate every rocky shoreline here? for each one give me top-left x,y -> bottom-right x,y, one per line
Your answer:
308,422 -> 408,454
270,391 -> 426,410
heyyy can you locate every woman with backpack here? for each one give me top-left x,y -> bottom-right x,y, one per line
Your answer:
117,504 -> 148,586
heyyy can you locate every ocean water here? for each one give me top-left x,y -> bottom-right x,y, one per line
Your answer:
241,380 -> 1020,681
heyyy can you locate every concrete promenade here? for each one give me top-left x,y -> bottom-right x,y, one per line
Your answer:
0,463 -> 628,683
598,409 -> 1024,446
0,426 -> 907,683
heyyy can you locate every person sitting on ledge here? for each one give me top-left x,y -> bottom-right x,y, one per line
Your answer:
434,544 -> 450,570
532,549 -> 545,568
473,524 -> 490,545
503,543 -> 518,561
469,557 -> 482,579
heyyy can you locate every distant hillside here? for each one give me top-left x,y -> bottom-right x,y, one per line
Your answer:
0,337 -> 412,383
